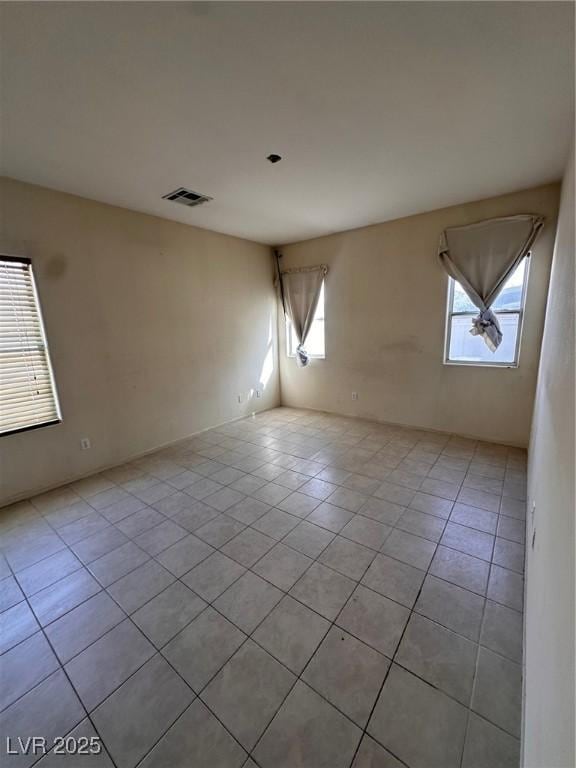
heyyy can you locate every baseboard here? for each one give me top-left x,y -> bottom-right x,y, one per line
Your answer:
278,400 -> 528,450
2,399 -> 525,511
1,405 -> 276,510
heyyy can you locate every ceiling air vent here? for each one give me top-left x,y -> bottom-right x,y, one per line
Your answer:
162,187 -> 213,207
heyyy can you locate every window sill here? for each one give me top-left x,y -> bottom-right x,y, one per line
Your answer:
443,360 -> 518,369
1,419 -> 62,438
286,354 -> 326,361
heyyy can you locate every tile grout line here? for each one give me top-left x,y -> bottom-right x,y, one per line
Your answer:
2,463 -> 525,635
343,481 -> 474,768
1,505 -> 523,686
1,554 -> 122,768
1,470 -> 524,674
0,411 -> 527,767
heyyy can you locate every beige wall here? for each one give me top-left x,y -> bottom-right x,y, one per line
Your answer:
279,183 -> 560,446
0,178 -> 280,505
524,151 -> 575,767
0,178 -> 562,509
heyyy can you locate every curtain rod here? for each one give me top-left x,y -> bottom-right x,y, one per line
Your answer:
280,264 -> 328,276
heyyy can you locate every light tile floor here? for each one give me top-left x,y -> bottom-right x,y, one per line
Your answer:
0,407 -> 526,768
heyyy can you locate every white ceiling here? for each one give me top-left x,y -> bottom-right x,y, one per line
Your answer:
1,2 -> 573,245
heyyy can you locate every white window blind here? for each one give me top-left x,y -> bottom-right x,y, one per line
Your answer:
0,257 -> 61,435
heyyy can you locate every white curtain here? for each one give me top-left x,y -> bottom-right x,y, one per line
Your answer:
281,265 -> 327,366
439,214 -> 544,351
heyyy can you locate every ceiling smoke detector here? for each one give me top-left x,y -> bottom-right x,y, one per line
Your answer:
162,187 -> 213,207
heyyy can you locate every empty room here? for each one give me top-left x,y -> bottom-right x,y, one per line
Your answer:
0,2 -> 574,768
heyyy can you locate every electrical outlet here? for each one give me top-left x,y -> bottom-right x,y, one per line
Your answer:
255,389 -> 262,399
80,438 -> 91,450
237,394 -> 242,404
351,392 -> 358,401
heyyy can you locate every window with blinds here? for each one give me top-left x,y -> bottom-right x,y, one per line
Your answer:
0,257 -> 61,436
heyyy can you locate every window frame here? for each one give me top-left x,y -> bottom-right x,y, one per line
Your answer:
0,255 -> 62,437
285,280 -> 326,360
443,256 -> 530,369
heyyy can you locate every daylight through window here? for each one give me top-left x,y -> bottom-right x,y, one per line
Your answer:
445,258 -> 529,366
0,257 -> 61,435
287,281 -> 325,359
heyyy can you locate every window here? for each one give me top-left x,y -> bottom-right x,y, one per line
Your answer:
0,257 -> 61,435
444,257 -> 529,367
286,280 -> 325,358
